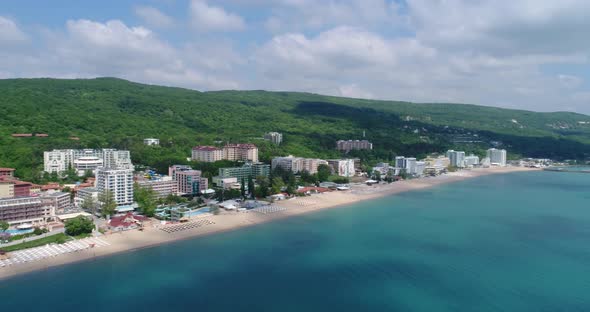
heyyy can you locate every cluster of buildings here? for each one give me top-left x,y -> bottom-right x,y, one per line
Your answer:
192,144 -> 259,163
336,140 -> 373,152
373,157 -> 428,178
271,156 -> 358,177
0,168 -> 74,227
44,148 -> 133,176
372,148 -> 508,180
133,165 -> 212,199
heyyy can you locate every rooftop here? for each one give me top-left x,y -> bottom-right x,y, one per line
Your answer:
225,143 -> 257,149
192,145 -> 221,151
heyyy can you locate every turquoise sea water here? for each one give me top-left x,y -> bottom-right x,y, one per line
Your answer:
2,171 -> 590,311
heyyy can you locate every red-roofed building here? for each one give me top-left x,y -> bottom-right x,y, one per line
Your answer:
0,168 -> 15,178
108,213 -> 149,231
41,183 -> 61,192
224,144 -> 258,162
11,133 -> 32,137
192,146 -> 224,162
12,180 -> 32,197
35,133 -> 49,137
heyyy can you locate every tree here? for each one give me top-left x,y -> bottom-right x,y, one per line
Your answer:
134,184 -> 157,217
373,170 -> 382,181
317,164 -> 331,182
247,176 -> 255,199
332,177 -> 350,184
399,169 -> 408,180
98,190 -> 117,218
271,176 -> 285,194
0,221 -> 8,232
240,178 -> 246,198
81,195 -> 97,215
300,170 -> 312,184
254,177 -> 270,198
65,216 -> 94,236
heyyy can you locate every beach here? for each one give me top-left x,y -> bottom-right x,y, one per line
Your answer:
0,166 -> 534,280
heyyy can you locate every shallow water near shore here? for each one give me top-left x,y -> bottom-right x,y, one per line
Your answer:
2,170 -> 590,311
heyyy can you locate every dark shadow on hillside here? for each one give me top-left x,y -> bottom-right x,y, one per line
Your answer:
291,101 -> 590,160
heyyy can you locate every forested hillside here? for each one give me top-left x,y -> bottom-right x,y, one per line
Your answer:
1,78 -> 589,181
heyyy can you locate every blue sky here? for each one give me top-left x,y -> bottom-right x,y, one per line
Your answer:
1,0 -> 590,114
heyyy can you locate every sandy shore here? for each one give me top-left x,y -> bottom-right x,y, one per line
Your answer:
0,166 -> 535,280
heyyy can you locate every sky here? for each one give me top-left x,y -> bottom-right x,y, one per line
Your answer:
1,0 -> 590,114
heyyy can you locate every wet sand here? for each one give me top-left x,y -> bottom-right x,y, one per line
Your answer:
0,166 -> 535,280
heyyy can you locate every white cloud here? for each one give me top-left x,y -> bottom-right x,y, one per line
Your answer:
189,0 -> 245,32
0,19 -> 241,90
134,6 -> 175,28
407,0 -> 590,55
263,0 -> 401,33
0,16 -> 28,44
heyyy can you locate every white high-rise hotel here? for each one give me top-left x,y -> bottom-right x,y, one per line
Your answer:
446,150 -> 466,168
44,149 -> 132,175
487,148 -> 507,166
95,168 -> 134,206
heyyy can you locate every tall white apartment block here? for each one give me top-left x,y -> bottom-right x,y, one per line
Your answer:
446,150 -> 466,168
264,132 -> 283,145
404,157 -> 417,174
486,148 -> 507,166
95,168 -> 134,206
327,159 -> 356,177
102,149 -> 133,170
395,156 -> 406,169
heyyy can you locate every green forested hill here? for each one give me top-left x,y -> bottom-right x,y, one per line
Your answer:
1,77 -> 589,181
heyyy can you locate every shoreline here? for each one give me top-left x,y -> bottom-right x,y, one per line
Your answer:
0,166 -> 536,281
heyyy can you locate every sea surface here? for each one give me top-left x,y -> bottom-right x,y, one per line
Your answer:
2,171 -> 590,311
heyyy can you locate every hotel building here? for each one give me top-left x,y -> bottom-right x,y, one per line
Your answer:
486,148 -> 507,166
174,170 -> 208,196
446,150 -> 466,168
0,197 -> 53,225
95,168 -> 134,206
336,140 -> 373,152
271,156 -> 328,174
223,144 -> 259,163
192,146 -> 224,162
44,148 -> 132,175
136,178 -> 177,199
41,191 -> 72,214
264,132 -> 283,145
327,159 -> 356,177
192,144 -> 259,163
218,163 -> 271,181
